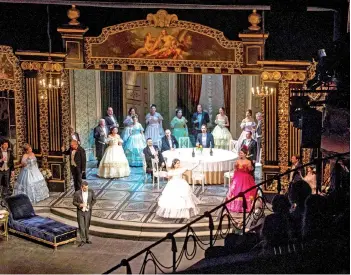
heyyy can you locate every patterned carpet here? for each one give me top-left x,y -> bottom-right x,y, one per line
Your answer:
35,166 -> 236,225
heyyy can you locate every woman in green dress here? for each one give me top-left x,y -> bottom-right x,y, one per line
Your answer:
170,108 -> 189,143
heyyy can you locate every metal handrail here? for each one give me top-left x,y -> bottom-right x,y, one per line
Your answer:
103,151 -> 349,274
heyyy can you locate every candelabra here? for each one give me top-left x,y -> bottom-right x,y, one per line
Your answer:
251,85 -> 275,97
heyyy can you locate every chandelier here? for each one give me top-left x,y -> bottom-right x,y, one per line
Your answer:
251,85 -> 275,97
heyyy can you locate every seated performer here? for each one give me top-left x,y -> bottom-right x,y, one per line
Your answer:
143,138 -> 165,174
156,158 -> 200,219
98,127 -> 130,178
196,124 -> 215,148
161,129 -> 179,152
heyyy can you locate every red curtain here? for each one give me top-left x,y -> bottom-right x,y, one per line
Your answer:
223,75 -> 231,128
187,75 -> 202,111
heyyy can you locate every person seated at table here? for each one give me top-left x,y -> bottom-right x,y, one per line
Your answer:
143,138 -> 166,176
161,129 -> 179,152
156,158 -> 201,219
196,124 -> 215,148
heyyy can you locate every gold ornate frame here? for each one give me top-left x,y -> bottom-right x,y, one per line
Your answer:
84,10 -> 243,73
0,45 -> 26,161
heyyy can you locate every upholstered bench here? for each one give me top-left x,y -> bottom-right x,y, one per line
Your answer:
5,194 -> 77,250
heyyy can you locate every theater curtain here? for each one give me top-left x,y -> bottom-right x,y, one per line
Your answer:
187,74 -> 202,110
223,75 -> 231,128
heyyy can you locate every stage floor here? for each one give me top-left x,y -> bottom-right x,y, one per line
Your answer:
33,164 -> 263,240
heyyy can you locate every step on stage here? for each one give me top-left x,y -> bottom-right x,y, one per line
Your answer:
34,165 -> 261,241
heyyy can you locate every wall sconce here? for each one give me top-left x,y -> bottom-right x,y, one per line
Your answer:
251,85 -> 275,97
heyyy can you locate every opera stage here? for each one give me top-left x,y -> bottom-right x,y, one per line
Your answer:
33,164 -> 263,241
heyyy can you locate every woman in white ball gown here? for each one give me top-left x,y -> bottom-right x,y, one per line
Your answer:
98,126 -> 131,178
156,159 -> 201,219
235,109 -> 256,152
14,143 -> 49,204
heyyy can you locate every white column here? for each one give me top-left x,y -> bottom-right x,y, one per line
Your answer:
230,75 -> 237,138
168,73 -> 177,121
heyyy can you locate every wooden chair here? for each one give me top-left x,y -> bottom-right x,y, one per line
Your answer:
192,161 -> 205,193
223,160 -> 235,188
151,158 -> 167,190
140,153 -> 148,184
179,137 -> 191,148
0,210 -> 9,241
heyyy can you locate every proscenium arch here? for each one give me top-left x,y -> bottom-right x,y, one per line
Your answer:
84,9 -> 244,74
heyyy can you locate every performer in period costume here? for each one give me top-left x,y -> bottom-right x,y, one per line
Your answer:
104,107 -> 119,130
143,138 -> 166,175
0,140 -> 14,198
192,104 -> 210,136
161,129 -> 179,152
235,109 -> 256,152
289,155 -> 305,184
240,131 -> 257,176
156,159 -> 200,219
304,166 -> 317,194
73,181 -> 96,247
98,127 -> 130,178
211,107 -> 232,150
70,126 -> 81,144
196,124 -> 215,148
124,116 -> 146,167
170,108 -> 188,142
255,112 -> 263,163
226,148 -> 257,213
94,119 -> 108,168
121,107 -> 137,142
145,104 -> 164,146
14,144 -> 49,204
62,140 -> 86,191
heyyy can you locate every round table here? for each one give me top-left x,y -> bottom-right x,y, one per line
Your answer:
162,148 -> 238,184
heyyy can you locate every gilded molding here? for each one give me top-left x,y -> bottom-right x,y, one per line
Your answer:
20,61 -> 63,72
0,45 -> 26,162
146,10 -> 178,27
261,71 -> 306,82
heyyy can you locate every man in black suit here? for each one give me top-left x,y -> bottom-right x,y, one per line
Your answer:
94,119 -> 109,167
104,107 -> 119,130
192,104 -> 210,136
62,140 -> 87,191
161,129 -> 179,152
196,124 -> 215,148
143,138 -> 166,174
255,112 -> 263,163
73,181 -> 96,247
240,131 -> 257,176
289,155 -> 305,183
0,140 -> 14,198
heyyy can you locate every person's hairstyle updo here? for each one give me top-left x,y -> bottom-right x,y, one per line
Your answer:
307,166 -> 316,174
128,107 -> 136,115
171,158 -> 180,169
23,143 -> 31,152
219,107 -> 225,114
246,109 -> 252,116
150,104 -> 157,109
176,108 -> 182,115
110,126 -> 118,134
240,147 -> 249,156
131,115 -> 138,120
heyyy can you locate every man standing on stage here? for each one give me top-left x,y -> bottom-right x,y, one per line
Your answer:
255,112 -> 263,163
73,181 -> 96,247
94,119 -> 108,167
104,107 -> 119,130
191,104 -> 210,142
0,140 -> 14,198
62,140 -> 87,191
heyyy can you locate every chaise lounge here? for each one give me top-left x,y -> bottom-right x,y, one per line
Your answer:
5,194 -> 77,250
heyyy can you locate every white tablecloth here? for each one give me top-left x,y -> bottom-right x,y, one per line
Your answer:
162,148 -> 238,184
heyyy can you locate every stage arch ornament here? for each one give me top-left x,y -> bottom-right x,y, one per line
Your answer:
84,10 -> 243,73
0,45 -> 26,160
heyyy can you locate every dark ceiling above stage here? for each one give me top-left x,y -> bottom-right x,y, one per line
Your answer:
0,1 -> 348,60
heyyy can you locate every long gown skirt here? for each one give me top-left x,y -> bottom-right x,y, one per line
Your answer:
14,166 -> 50,204
226,171 -> 257,213
172,128 -> 189,143
212,125 -> 232,150
156,178 -> 200,219
98,145 -> 131,178
124,133 -> 146,167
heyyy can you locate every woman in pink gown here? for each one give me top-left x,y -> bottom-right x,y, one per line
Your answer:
226,148 -> 257,213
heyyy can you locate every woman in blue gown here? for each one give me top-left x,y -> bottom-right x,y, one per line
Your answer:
121,107 -> 137,142
124,116 -> 147,167
14,144 -> 50,204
